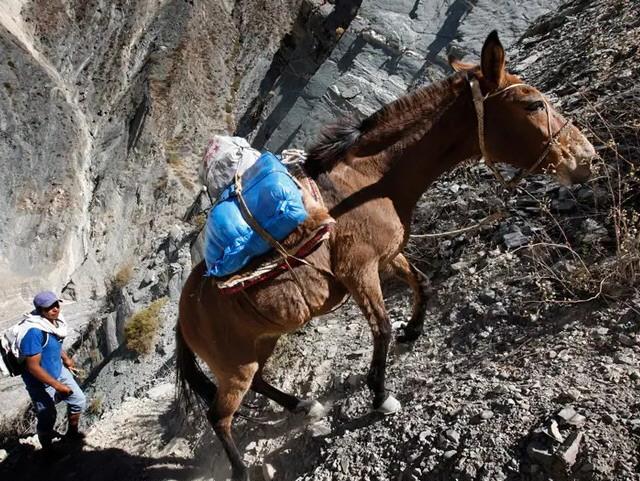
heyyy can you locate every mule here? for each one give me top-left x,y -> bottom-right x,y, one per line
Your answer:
176,31 -> 595,481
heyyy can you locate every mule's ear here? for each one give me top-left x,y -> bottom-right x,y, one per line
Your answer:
481,30 -> 506,89
448,54 -> 474,72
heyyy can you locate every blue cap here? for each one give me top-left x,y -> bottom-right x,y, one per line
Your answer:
33,291 -> 62,309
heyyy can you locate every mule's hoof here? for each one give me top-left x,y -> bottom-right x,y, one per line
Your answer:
397,327 -> 422,343
376,395 -> 402,415
262,462 -> 277,481
295,399 -> 326,420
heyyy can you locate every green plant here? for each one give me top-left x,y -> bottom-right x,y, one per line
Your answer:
124,298 -> 168,354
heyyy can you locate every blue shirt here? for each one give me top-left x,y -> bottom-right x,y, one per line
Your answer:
19,328 -> 63,388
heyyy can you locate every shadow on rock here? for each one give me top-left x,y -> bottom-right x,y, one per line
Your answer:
0,437 -> 198,481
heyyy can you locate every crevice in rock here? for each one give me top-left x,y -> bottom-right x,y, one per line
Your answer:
410,0 -> 479,88
235,0 -> 363,149
127,90 -> 150,153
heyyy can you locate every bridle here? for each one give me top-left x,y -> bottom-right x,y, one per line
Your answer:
468,74 -> 572,190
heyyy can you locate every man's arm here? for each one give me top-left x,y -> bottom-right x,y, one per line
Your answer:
61,350 -> 75,370
24,354 -> 72,396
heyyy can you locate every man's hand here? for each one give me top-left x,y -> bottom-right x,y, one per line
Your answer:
25,354 -> 73,396
54,383 -> 73,398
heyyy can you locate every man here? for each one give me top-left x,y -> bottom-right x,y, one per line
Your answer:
18,291 -> 86,450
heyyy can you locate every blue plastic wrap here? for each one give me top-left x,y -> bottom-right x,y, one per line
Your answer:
204,152 -> 308,277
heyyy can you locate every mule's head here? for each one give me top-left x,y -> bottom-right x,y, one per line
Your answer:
450,31 -> 595,186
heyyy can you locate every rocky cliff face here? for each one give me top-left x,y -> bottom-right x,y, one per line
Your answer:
0,0 -> 307,319
0,0 -> 562,321
238,0 -> 562,153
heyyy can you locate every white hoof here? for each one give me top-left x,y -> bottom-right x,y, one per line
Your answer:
376,395 -> 402,415
296,399 -> 326,420
262,462 -> 276,481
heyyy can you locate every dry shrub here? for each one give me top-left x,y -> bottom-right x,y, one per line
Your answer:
124,297 -> 168,355
113,263 -> 134,289
86,396 -> 103,416
522,84 -> 640,303
191,212 -> 207,231
0,407 -> 33,444
165,136 -> 197,190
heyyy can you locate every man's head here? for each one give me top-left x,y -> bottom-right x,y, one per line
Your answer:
33,291 -> 62,321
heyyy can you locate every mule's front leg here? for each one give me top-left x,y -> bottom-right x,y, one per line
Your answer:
387,254 -> 430,343
345,263 -> 402,414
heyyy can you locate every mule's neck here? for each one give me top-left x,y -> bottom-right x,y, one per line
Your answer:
324,76 -> 479,222
387,78 -> 479,215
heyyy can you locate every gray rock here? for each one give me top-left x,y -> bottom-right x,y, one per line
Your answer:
480,409 -> 494,420
614,353 -> 635,365
470,410 -> 494,424
445,429 -> 460,444
628,419 -> 640,433
503,231 -> 529,249
551,198 -> 577,212
580,218 -> 608,244
309,421 -> 332,437
549,420 -> 564,443
444,450 -> 457,459
262,463 -> 276,481
557,407 -> 586,428
619,334 -> 636,347
478,289 -> 497,304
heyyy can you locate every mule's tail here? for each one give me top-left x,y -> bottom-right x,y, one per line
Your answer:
175,325 -> 217,412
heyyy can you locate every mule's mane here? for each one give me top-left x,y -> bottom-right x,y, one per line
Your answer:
305,72 -> 467,177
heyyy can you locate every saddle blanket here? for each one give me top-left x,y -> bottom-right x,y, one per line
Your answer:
216,218 -> 333,295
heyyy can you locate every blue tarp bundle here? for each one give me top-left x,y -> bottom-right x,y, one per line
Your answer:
204,152 -> 308,277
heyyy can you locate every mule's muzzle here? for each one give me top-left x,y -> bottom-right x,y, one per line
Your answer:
556,132 -> 596,185
556,158 -> 593,186
571,161 -> 593,184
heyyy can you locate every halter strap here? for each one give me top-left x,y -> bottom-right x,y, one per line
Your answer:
468,74 -> 571,190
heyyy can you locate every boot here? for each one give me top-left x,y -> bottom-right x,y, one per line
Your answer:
64,413 -> 86,442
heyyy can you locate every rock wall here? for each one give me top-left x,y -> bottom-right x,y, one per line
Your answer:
238,0 -> 562,153
0,0 -> 307,320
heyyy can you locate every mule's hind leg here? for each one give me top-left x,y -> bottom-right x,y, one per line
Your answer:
251,337 -> 325,419
207,363 -> 258,481
340,261 -> 401,414
388,254 -> 430,343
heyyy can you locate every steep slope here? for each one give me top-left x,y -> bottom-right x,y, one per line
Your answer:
0,0 -> 310,426
0,0 -> 307,319
2,1 -> 638,481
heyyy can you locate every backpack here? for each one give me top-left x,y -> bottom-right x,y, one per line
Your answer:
201,135 -> 261,201
0,325 -> 48,377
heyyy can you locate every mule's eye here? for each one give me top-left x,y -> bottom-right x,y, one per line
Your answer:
525,101 -> 545,112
